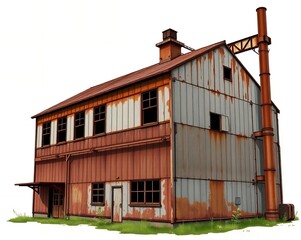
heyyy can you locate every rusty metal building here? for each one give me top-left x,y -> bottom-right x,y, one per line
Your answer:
17,9 -> 283,223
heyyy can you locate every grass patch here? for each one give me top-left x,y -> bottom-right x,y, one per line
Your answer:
8,216 -> 292,235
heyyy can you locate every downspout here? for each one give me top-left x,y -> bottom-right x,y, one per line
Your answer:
64,154 -> 71,219
257,7 -> 278,220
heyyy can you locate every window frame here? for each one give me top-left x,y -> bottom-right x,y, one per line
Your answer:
130,180 -> 161,207
141,89 -> 158,125
93,104 -> 106,135
223,65 -> 232,82
42,121 -> 51,147
74,111 -> 85,139
57,117 -> 67,143
91,182 -> 105,206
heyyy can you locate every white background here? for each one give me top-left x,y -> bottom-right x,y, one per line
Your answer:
0,0 -> 300,239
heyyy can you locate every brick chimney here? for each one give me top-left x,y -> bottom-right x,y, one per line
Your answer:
156,29 -> 185,63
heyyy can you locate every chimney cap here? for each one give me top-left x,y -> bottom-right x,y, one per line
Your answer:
163,29 -> 177,40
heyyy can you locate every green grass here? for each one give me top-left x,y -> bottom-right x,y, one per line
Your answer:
8,216 -> 292,235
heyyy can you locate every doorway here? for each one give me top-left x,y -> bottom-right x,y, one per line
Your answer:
48,187 -> 64,218
111,187 -> 122,223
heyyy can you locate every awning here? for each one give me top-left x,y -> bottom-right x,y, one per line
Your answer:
15,182 -> 64,194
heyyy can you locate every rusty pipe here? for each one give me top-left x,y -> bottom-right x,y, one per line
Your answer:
257,7 -> 278,221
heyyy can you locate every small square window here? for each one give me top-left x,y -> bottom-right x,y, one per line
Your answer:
91,183 -> 105,205
223,66 -> 232,81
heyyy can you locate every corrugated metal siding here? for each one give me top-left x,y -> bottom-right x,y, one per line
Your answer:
171,45 -> 282,220
85,109 -> 93,137
33,186 -> 49,215
106,94 -> 141,133
35,160 -> 66,182
69,141 -> 170,183
175,124 -> 255,181
50,120 -> 57,145
69,179 -> 171,221
173,81 -> 254,137
36,125 -> 42,148
67,115 -> 74,141
158,85 -> 170,122
175,179 -> 257,220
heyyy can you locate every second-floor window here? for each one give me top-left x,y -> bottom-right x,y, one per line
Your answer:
142,89 -> 158,125
94,105 -> 106,135
57,117 -> 67,143
74,111 -> 85,139
42,121 -> 51,146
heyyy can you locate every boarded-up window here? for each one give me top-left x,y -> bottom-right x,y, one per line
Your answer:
91,183 -> 105,205
142,89 -> 158,124
42,121 -> 51,146
74,111 -> 85,139
57,117 -> 67,143
131,180 -> 160,206
94,105 -> 106,135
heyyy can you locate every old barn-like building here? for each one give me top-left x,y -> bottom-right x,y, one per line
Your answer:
17,9 -> 284,223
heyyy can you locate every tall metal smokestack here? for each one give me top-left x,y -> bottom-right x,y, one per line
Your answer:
257,7 -> 278,221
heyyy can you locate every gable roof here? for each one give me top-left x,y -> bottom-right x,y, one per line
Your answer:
32,40 -> 226,118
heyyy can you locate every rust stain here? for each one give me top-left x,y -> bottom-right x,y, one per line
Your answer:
209,130 -> 225,142
219,47 -> 225,63
208,51 -> 213,62
210,89 -> 221,96
240,68 -> 250,100
176,198 -> 208,220
231,58 -> 237,73
161,179 -> 169,219
103,200 -> 111,217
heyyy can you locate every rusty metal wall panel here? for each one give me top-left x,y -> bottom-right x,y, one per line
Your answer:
172,80 -> 254,137
36,125 -> 42,148
33,186 -> 49,214
257,183 -> 266,215
70,179 -> 171,221
35,160 -> 66,182
272,107 -> 279,143
175,179 -> 257,221
50,120 -> 57,145
175,124 -> 255,182
106,94 -> 141,133
66,115 -> 74,141
85,109 -> 93,137
158,85 -> 170,122
69,141 -> 170,183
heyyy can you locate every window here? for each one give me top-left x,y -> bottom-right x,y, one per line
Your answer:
210,112 -> 221,131
42,121 -> 51,146
131,180 -> 160,205
74,111 -> 85,139
223,66 -> 232,81
57,117 -> 67,143
94,105 -> 106,135
91,183 -> 105,205
142,89 -> 158,124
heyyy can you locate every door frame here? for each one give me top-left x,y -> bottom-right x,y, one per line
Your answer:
111,186 -> 123,223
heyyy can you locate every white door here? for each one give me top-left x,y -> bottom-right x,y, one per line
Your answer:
112,187 -> 122,222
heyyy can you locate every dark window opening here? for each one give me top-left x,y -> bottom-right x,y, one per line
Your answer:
57,117 -> 67,143
92,183 -> 105,205
223,66 -> 232,81
210,112 -> 221,131
142,89 -> 158,124
74,111 -> 85,139
131,180 -> 160,205
94,105 -> 106,135
42,121 -> 51,146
